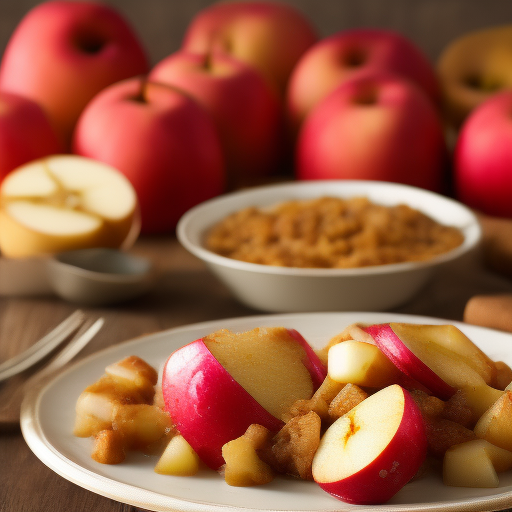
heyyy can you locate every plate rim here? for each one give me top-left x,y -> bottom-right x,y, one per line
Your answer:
20,311 -> 512,512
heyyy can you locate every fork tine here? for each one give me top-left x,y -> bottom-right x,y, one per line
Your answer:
0,309 -> 85,382
39,317 -> 105,376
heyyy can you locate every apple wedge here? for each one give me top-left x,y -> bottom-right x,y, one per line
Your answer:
0,155 -> 138,258
162,327 -> 326,470
443,439 -> 512,488
312,384 -> 427,504
154,435 -> 201,476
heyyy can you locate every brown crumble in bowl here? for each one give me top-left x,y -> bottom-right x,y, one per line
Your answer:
205,196 -> 465,269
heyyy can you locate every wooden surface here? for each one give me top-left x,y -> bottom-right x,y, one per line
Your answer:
2,235 -> 512,512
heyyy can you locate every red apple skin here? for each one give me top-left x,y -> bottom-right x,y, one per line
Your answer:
162,338 -> 284,470
363,323 -> 456,400
181,1 -> 318,96
73,78 -> 225,234
316,386 -> 427,504
286,328 -> 327,388
286,28 -> 440,130
0,92 -> 63,183
0,1 -> 149,148
149,50 -> 284,186
454,91 -> 512,217
295,73 -> 447,193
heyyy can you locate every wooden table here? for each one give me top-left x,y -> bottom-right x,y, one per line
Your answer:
2,235 -> 512,512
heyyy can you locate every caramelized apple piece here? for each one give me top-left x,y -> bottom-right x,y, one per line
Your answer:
91,429 -> 126,465
112,403 -> 173,451
222,426 -> 275,486
474,391 -> 512,451
423,416 -> 477,458
155,435 -> 201,476
328,383 -> 368,421
266,411 -> 322,480
495,361 -> 512,390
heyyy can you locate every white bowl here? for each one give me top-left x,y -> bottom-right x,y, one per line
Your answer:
177,180 -> 481,313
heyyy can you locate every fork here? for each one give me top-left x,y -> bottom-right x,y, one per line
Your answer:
0,309 -> 86,382
0,316 -> 104,430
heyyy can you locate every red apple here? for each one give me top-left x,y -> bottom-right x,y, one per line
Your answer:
0,0 -> 149,148
149,50 -> 284,187
161,327 -> 326,469
181,1 -> 318,96
0,92 -> 63,183
454,91 -> 512,217
363,323 -> 456,400
295,73 -> 446,192
73,77 -> 225,234
312,384 -> 427,504
286,28 -> 440,131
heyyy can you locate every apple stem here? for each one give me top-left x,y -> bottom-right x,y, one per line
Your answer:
132,79 -> 148,104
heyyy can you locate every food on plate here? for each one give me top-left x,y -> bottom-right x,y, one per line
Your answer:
205,196 -> 464,268
161,326 -> 326,469
73,355 -> 174,464
74,321 -> 512,503
0,155 -> 139,258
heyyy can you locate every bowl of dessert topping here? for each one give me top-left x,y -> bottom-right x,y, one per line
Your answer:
177,180 -> 481,312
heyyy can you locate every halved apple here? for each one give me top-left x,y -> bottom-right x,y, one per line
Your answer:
161,327 -> 326,470
312,384 -> 427,504
0,155 -> 138,258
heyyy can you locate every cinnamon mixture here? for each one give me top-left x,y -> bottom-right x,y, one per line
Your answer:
205,196 -> 464,268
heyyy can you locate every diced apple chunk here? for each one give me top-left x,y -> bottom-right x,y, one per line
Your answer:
494,361 -> 512,390
222,430 -> 274,486
91,429 -> 126,465
155,435 -> 201,476
74,391 -> 117,437
474,391 -> 512,451
112,403 -> 173,451
443,439 -> 512,488
328,340 -> 401,388
443,440 -> 500,488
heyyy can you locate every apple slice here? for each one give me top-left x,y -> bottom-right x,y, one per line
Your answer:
474,391 -> 512,451
162,327 -> 326,470
312,384 -> 427,504
0,155 -> 138,258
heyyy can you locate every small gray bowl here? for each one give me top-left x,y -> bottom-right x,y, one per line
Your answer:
46,248 -> 155,306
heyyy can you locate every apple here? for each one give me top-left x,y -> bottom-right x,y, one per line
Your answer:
443,439 -> 512,488
0,155 -> 138,258
181,1 -> 318,96
149,50 -> 284,187
363,323 -> 502,401
474,391 -> 512,451
73,77 -> 225,234
154,435 -> 201,476
286,28 -> 441,131
295,73 -> 447,192
0,0 -> 149,148
437,25 -> 512,128
312,384 -> 427,504
0,92 -> 63,183
454,90 -> 512,217
161,327 -> 326,469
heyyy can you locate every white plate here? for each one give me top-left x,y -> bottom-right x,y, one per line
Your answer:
21,312 -> 512,512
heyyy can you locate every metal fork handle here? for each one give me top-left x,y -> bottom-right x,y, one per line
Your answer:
0,310 -> 85,382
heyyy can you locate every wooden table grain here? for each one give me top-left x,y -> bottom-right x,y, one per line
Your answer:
1,234 -> 512,512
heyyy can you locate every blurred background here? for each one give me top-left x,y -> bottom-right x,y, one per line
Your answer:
2,0 -> 512,66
